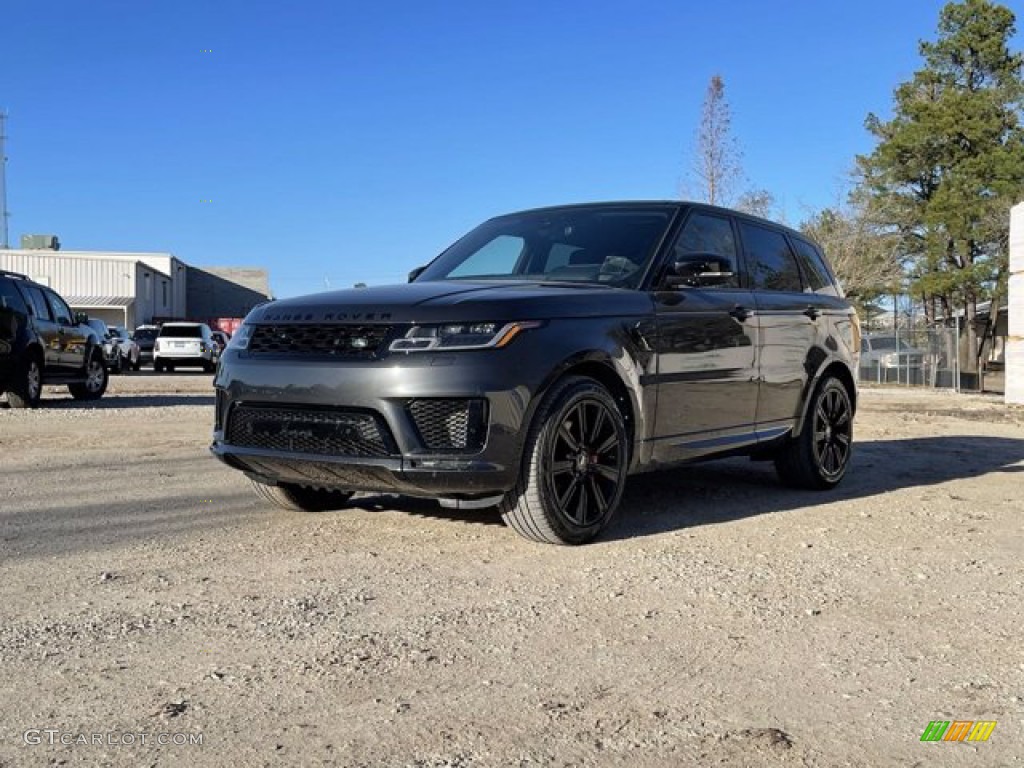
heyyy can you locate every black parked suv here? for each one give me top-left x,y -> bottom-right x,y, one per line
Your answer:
0,270 -> 109,407
212,202 -> 860,544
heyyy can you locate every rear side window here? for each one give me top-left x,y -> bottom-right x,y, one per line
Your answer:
0,279 -> 29,314
739,222 -> 803,292
24,286 -> 53,321
790,237 -> 833,293
159,325 -> 203,338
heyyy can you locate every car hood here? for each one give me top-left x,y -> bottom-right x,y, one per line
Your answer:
248,281 -> 653,324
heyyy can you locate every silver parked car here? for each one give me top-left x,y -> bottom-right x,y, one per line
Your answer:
107,326 -> 142,372
860,335 -> 926,369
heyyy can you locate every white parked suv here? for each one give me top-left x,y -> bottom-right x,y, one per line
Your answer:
153,322 -> 218,372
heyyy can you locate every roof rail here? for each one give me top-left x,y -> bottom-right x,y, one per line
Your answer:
0,269 -> 30,280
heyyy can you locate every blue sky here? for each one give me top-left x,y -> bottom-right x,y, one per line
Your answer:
3,0 -> 1019,298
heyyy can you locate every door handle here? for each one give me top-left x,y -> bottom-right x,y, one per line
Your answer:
803,306 -> 820,320
729,305 -> 750,322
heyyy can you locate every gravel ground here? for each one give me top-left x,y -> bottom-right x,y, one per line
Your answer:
1,374 -> 1022,767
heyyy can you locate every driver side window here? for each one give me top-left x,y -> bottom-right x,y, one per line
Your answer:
44,290 -> 73,325
669,213 -> 739,288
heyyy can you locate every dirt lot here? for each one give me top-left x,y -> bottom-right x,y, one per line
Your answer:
1,375 -> 1022,767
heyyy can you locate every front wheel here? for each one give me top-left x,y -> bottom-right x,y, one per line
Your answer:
249,479 -> 354,512
500,376 -> 628,545
69,353 -> 109,401
775,376 -> 853,490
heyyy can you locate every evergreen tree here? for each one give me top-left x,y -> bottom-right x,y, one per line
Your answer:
856,0 -> 1024,370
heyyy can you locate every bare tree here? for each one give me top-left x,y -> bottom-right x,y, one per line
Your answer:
687,75 -> 743,206
734,188 -> 777,219
800,203 -> 902,315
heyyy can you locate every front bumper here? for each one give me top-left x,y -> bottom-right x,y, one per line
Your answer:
210,347 -> 545,498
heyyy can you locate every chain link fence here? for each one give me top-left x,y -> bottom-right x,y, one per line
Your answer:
857,322 -> 1004,393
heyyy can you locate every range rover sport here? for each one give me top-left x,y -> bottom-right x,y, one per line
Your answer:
212,202 -> 860,544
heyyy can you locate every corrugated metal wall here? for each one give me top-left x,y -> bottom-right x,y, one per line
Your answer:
0,251 -> 136,295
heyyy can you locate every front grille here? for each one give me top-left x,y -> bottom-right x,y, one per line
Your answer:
248,324 -> 392,357
226,405 -> 396,457
408,398 -> 487,452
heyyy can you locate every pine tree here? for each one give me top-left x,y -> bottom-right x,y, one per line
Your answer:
856,0 -> 1024,372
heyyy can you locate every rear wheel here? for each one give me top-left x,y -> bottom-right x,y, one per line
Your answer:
6,354 -> 43,408
500,376 -> 628,545
69,353 -> 109,401
154,359 -> 164,373
249,479 -> 354,512
775,376 -> 853,489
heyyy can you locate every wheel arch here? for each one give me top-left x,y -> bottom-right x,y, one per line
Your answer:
794,360 -> 857,437
523,352 -> 643,470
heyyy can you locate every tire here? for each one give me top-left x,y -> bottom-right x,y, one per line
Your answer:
202,360 -> 215,373
249,479 -> 354,512
110,353 -> 123,374
69,353 -> 109,401
6,354 -> 43,409
775,376 -> 853,490
131,353 -> 141,371
499,376 -> 628,545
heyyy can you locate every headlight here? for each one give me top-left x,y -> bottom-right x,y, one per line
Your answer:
390,321 -> 542,352
227,324 -> 255,351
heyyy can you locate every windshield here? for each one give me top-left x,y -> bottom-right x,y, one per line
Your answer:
134,328 -> 158,341
415,205 -> 675,289
869,337 -> 912,351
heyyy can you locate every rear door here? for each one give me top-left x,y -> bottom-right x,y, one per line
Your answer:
649,209 -> 760,460
737,220 -> 816,437
22,285 -> 63,373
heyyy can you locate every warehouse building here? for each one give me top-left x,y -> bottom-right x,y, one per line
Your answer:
0,237 -> 270,329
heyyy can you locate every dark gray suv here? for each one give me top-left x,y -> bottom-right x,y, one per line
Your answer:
0,270 -> 109,407
212,202 -> 860,544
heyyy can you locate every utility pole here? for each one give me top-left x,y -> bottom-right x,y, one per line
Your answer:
0,112 -> 9,248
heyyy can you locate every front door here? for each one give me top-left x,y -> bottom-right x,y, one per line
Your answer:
649,210 -> 759,461
43,290 -> 89,373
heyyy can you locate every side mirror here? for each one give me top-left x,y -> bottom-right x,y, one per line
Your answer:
408,266 -> 426,283
664,252 -> 735,288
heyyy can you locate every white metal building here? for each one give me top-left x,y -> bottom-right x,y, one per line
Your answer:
0,248 -> 187,328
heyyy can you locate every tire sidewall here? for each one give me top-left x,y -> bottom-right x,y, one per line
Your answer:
808,378 -> 852,487
527,380 -> 628,543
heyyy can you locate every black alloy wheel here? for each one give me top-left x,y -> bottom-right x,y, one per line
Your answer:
775,376 -> 853,490
501,376 -> 628,544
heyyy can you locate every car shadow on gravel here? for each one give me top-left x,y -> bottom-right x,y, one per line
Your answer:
602,435 -> 1024,541
348,494 -> 506,528
320,435 -> 1024,540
